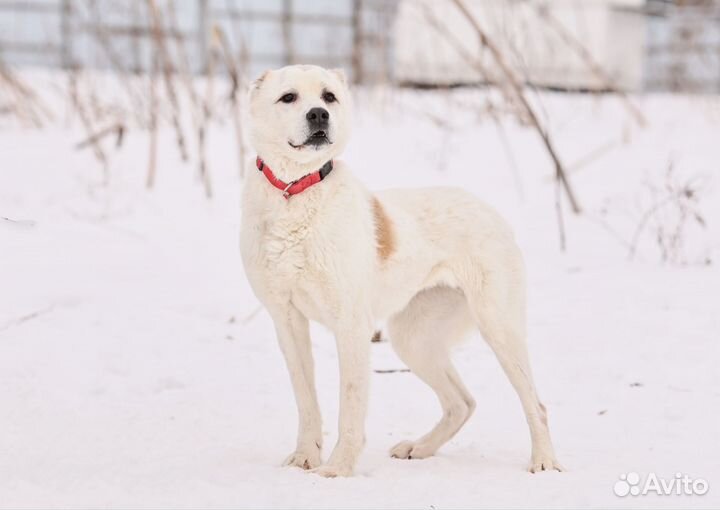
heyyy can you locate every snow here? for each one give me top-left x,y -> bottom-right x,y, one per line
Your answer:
1,83 -> 719,508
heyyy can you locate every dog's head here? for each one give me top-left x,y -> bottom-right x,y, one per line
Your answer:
249,65 -> 352,167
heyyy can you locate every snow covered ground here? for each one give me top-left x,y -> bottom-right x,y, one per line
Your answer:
1,83 -> 719,508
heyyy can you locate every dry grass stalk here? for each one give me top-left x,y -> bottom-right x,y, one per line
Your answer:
67,70 -> 108,174
0,59 -> 53,127
75,122 -> 124,150
147,0 -> 189,162
450,0 -> 581,217
166,2 -> 213,198
147,54 -> 159,189
629,163 -> 707,265
214,24 -> 248,177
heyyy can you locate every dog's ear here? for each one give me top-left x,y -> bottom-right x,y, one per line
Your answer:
250,70 -> 271,96
330,68 -> 348,86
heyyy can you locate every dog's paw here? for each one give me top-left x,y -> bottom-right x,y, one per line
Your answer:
283,448 -> 321,470
310,463 -> 353,478
390,440 -> 435,460
528,455 -> 564,473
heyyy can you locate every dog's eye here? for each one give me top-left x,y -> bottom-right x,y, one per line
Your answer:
279,93 -> 297,104
322,91 -> 337,103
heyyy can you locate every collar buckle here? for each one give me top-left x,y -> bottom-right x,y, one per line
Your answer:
282,179 -> 298,199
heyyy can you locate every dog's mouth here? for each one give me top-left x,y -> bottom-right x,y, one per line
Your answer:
288,131 -> 332,150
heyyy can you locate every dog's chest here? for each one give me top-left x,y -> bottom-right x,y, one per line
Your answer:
251,210 -> 336,323
263,217 -> 312,273
249,203 -> 329,285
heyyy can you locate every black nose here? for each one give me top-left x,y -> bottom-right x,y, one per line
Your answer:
306,107 -> 329,128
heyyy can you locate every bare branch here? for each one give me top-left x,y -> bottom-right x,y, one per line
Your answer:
0,305 -> 56,333
75,122 -> 124,150
450,0 -> 582,215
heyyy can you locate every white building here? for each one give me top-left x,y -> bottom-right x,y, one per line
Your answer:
393,0 -> 647,91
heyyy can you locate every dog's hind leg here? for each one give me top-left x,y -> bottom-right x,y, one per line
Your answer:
463,246 -> 563,472
388,286 -> 476,460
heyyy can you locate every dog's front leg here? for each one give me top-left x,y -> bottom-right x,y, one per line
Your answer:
269,304 -> 322,470
313,319 -> 372,478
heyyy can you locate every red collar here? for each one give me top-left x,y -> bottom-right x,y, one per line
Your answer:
256,157 -> 333,199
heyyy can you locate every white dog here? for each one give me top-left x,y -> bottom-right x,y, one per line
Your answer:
240,65 -> 562,477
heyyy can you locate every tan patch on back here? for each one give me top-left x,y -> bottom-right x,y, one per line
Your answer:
372,197 -> 395,261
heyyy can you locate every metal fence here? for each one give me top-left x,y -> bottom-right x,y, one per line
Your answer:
2,0 -> 720,92
0,0 -> 397,83
645,1 -> 720,92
